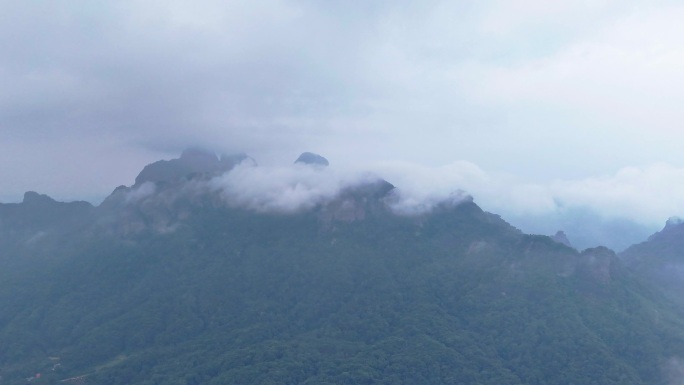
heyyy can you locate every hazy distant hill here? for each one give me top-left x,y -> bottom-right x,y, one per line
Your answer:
1,150 -> 684,385
505,209 -> 655,252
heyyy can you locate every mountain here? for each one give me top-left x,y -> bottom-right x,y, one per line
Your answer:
2,151 -> 684,385
620,217 -> 684,305
134,148 -> 249,186
0,191 -> 93,240
550,230 -> 573,248
294,152 -> 329,166
0,191 -> 93,268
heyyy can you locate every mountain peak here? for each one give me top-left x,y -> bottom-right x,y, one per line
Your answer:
294,152 -> 329,166
642,216 -> 684,243
665,216 -> 684,229
22,191 -> 56,205
134,148 -> 247,186
551,230 -> 573,248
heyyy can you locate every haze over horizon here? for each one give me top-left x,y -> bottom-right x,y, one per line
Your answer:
3,0 -> 684,239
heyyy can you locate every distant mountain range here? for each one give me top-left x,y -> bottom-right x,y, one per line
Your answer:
1,149 -> 684,384
504,208 -> 656,252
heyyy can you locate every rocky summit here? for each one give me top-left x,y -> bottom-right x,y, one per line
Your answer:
294,151 -> 329,166
134,148 -> 249,186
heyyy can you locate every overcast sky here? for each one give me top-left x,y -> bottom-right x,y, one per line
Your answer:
3,0 -> 684,229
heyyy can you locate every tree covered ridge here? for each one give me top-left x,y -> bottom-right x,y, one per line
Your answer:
1,194 -> 684,385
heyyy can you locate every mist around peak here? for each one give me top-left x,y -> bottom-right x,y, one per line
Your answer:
207,160 -> 381,214
107,150 -> 473,217
9,147 -> 679,250
205,153 -> 484,215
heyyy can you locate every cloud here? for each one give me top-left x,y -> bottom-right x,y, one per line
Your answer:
384,188 -> 472,216
88,153 -> 675,249
551,163 -> 684,225
368,161 -> 496,214
365,159 -> 684,249
190,156 -> 475,216
124,182 -> 156,204
196,155 -> 684,228
208,161 -> 381,213
370,161 -> 557,216
467,2 -> 684,142
164,156 -> 684,247
372,161 -> 684,227
3,0 -> 684,231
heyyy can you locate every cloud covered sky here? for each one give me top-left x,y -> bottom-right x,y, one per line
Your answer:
3,0 -> 684,231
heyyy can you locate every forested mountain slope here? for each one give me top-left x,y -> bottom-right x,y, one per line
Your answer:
2,151 -> 684,385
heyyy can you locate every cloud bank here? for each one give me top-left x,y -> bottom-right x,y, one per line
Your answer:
177,153 -> 684,235
109,152 -> 679,249
372,161 -> 684,228
3,0 -> 684,240
208,161 -> 382,214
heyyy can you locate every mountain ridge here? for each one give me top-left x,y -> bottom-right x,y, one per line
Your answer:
2,150 -> 684,384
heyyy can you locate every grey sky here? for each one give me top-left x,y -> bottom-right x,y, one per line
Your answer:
2,0 -> 684,231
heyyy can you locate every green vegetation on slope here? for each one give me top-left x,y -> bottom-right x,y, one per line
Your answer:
1,201 -> 684,384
